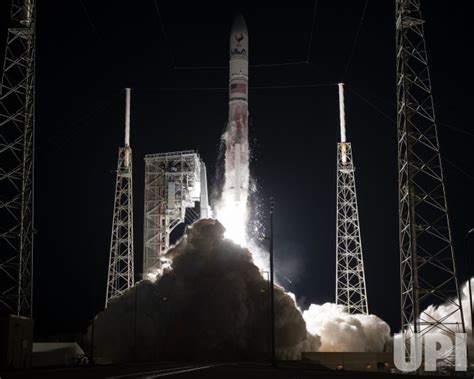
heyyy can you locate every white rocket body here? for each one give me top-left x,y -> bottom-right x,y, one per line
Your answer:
225,14 -> 249,204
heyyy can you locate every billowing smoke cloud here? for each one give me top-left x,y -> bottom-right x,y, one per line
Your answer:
416,279 -> 474,337
303,303 -> 391,352
92,219 -> 319,362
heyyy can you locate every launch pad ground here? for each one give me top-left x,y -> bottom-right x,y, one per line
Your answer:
0,362 -> 449,379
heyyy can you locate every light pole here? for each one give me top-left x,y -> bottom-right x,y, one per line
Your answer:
269,198 -> 275,366
90,316 -> 95,365
261,198 -> 275,366
134,283 -> 139,362
466,228 -> 474,355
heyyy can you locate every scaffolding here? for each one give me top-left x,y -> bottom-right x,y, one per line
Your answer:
143,151 -> 209,274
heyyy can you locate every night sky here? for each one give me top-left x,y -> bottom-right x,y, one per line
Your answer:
1,1 -> 473,339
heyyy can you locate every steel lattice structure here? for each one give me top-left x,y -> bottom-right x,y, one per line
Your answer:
0,0 -> 35,317
335,84 -> 368,315
335,142 -> 368,315
143,151 -> 209,274
396,0 -> 464,344
105,89 -> 135,307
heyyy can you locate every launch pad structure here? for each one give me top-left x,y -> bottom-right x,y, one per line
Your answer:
105,89 -> 135,308
335,83 -> 368,315
0,0 -> 36,318
143,150 -> 209,274
395,0 -> 465,363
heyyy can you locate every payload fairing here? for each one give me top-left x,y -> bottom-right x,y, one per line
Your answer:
224,13 -> 249,205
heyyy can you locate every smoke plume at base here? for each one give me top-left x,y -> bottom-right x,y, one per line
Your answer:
303,303 -> 391,352
92,219 -> 319,362
409,279 -> 474,348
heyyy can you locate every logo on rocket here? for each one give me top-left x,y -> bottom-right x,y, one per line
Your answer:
234,33 -> 244,43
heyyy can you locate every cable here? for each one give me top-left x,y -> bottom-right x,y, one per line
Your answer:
174,66 -> 227,70
437,121 -> 474,139
346,85 -> 396,123
141,82 -> 336,92
347,85 -> 474,183
78,0 -> 97,34
347,85 -> 474,139
251,82 -> 336,90
341,0 -> 369,81
442,157 -> 474,183
153,0 -> 177,69
38,91 -> 122,154
307,0 -> 319,62
141,86 -> 227,91
160,4 -> 318,71
251,61 -> 309,68
174,61 -> 312,70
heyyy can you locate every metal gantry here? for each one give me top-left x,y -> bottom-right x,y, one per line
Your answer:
0,0 -> 35,318
335,83 -> 368,315
396,0 -> 464,344
105,89 -> 135,307
143,151 -> 209,274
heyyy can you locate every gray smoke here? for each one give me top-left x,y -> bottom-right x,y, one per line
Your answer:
92,219 -> 320,362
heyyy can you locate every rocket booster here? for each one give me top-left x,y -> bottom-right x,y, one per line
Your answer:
225,13 -> 249,204
229,13 -> 248,118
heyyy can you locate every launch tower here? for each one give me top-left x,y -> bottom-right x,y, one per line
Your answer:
396,0 -> 465,359
335,83 -> 368,315
143,151 -> 209,274
0,0 -> 35,317
105,89 -> 135,307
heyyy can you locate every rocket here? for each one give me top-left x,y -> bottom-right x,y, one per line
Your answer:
225,13 -> 249,204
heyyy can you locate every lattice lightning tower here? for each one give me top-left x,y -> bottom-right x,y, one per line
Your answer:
335,83 -> 368,315
0,0 -> 35,317
105,88 -> 135,307
396,0 -> 464,343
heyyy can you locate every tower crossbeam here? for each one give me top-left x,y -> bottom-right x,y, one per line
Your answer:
335,142 -> 368,314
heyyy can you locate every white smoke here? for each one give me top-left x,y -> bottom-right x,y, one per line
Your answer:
303,302 -> 391,352
415,279 -> 474,336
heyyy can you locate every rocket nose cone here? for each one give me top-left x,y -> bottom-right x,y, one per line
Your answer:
230,13 -> 248,58
231,13 -> 247,34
